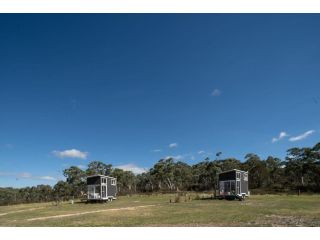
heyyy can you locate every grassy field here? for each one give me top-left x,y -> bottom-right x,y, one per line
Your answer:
1,193 -> 320,227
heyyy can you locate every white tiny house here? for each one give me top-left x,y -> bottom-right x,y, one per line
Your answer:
218,169 -> 249,200
87,175 -> 117,202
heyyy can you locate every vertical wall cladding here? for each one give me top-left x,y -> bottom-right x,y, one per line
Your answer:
240,172 -> 248,194
107,177 -> 117,197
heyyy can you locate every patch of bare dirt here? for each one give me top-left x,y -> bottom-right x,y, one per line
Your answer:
0,207 -> 45,216
26,204 -> 156,221
252,215 -> 320,227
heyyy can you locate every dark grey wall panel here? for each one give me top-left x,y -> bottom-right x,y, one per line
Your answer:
107,178 -> 117,197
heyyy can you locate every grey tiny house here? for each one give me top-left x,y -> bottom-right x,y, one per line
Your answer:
87,175 -> 117,202
217,169 -> 249,200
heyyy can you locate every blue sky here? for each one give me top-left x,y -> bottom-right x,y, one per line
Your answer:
0,14 -> 320,187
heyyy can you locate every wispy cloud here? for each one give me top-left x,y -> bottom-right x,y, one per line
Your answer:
115,164 -> 147,175
272,131 -> 289,143
18,172 -> 32,178
0,172 -> 57,181
39,176 -> 56,181
198,150 -> 205,154
164,155 -> 184,161
165,152 -> 199,161
0,172 -> 14,176
52,149 -> 88,159
69,98 -> 78,110
152,149 -> 162,153
169,143 -> 178,148
211,89 -> 221,97
289,130 -> 315,142
4,144 -> 14,149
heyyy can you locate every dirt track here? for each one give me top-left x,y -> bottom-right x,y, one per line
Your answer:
26,204 -> 156,221
0,207 -> 45,216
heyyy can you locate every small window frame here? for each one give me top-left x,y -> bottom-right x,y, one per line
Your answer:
243,173 -> 248,181
111,179 -> 116,186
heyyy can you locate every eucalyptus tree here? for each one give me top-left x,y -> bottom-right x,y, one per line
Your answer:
265,156 -> 284,188
150,158 -> 176,191
63,166 -> 86,198
243,154 -> 268,189
111,168 -> 136,194
53,181 -> 72,201
136,172 -> 155,192
173,161 -> 192,191
86,161 -> 112,176
285,142 -> 320,191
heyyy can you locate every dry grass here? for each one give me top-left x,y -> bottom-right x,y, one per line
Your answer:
0,193 -> 320,226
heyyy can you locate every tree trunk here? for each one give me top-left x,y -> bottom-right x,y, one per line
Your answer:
166,178 -> 174,191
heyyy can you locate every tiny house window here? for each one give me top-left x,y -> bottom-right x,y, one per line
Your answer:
236,172 -> 240,179
95,185 -> 100,194
244,173 -> 248,181
101,178 -> 106,184
111,179 -> 116,186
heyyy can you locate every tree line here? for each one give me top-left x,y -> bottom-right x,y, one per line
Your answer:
1,142 -> 319,205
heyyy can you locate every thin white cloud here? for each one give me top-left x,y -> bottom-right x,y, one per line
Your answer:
272,131 -> 289,143
18,172 -> 32,178
18,172 -> 57,181
211,89 -> 221,97
0,172 -> 14,176
69,98 -> 78,110
115,164 -> 147,175
165,153 -> 198,161
289,130 -> 315,142
52,149 -> 88,159
4,144 -> 14,149
169,143 -> 178,148
198,150 -> 205,154
39,176 -> 56,181
164,155 -> 184,161
152,149 -> 162,153
0,172 -> 57,181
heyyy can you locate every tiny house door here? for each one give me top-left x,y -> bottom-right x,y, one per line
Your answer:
102,185 -> 106,198
236,181 -> 240,195
219,181 -> 224,195
88,185 -> 95,199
